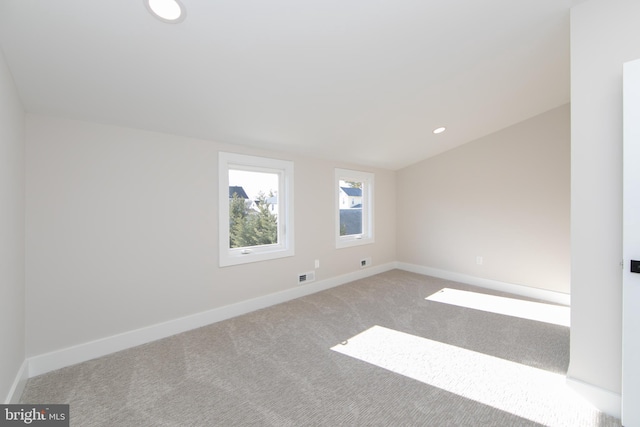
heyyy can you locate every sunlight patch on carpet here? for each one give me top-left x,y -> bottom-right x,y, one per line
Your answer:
331,325 -> 597,426
426,288 -> 570,327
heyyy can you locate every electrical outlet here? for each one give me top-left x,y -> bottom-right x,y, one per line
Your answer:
315,259 -> 320,269
360,257 -> 372,268
476,256 -> 483,265
298,271 -> 316,284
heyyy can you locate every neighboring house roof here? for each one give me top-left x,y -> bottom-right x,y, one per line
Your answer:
229,186 -> 249,199
351,203 -> 362,209
340,187 -> 362,197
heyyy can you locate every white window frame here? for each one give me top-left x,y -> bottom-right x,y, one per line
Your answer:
335,168 -> 374,248
219,152 -> 294,267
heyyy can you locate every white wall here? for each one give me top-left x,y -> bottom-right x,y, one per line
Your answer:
0,47 -> 25,401
24,115 -> 396,357
569,0 -> 640,398
396,105 -> 570,293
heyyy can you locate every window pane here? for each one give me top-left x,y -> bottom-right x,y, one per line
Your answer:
229,169 -> 279,249
339,179 -> 363,236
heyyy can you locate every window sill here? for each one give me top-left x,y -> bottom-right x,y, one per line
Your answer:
336,236 -> 375,249
220,246 -> 294,267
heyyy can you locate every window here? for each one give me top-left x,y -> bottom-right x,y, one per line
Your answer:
335,168 -> 374,248
219,152 -> 294,266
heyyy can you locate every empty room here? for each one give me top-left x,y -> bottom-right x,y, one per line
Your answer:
1,0 -> 639,426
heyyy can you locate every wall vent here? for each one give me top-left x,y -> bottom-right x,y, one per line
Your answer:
298,271 -> 316,284
360,257 -> 372,268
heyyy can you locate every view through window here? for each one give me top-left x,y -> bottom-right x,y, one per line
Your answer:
335,168 -> 374,248
339,179 -> 363,236
228,169 -> 279,249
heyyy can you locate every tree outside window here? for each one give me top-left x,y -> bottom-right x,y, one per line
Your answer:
229,190 -> 278,248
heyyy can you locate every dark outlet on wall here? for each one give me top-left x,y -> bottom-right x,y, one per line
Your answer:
631,260 -> 640,274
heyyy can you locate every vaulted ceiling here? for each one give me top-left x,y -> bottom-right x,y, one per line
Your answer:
0,0 -> 576,170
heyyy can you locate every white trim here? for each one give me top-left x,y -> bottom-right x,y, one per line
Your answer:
28,262 -> 396,377
4,360 -> 28,404
335,168 -> 374,248
396,262 -> 570,306
622,58 -> 640,427
26,263 -> 574,379
219,152 -> 294,267
566,376 -> 621,418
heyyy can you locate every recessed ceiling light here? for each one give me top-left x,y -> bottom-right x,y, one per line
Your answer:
145,0 -> 186,23
433,127 -> 446,134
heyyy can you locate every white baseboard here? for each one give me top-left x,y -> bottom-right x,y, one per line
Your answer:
28,262 -> 396,378
566,376 -> 621,418
21,262 -> 622,422
396,262 -> 571,306
4,360 -> 28,404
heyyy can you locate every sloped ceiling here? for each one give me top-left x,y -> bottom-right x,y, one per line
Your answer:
0,0 -> 573,170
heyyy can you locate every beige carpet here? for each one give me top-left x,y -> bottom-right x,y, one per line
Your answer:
20,270 -> 621,426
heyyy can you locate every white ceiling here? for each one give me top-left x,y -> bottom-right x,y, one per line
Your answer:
0,0 -> 574,170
